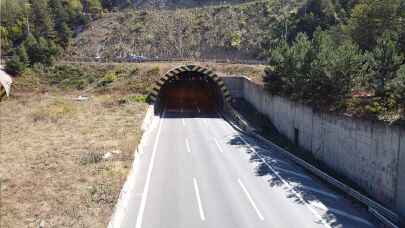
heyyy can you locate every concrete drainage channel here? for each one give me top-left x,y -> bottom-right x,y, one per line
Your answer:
223,106 -> 401,228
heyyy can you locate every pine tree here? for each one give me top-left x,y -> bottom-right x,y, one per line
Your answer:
17,46 -> 29,65
30,0 -> 55,39
367,32 -> 404,96
49,0 -> 73,48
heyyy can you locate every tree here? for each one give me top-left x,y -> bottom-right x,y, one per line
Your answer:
30,0 -> 55,39
266,31 -> 366,106
5,55 -> 26,76
266,33 -> 314,99
387,65 -> 405,112
23,34 -> 60,66
17,46 -> 29,65
310,31 -> 365,104
345,0 -> 403,50
288,0 -> 337,40
101,0 -> 131,10
48,0 -> 72,48
81,0 -> 103,15
23,33 -> 38,63
367,32 -> 404,97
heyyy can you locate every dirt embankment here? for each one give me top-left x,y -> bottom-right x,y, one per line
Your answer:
0,65 -> 149,227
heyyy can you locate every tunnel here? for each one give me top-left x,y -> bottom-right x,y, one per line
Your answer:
149,65 -> 232,114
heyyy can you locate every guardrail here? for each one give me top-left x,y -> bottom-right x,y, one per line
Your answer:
225,106 -> 401,228
272,141 -> 400,227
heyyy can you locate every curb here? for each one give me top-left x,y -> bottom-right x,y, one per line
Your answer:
107,105 -> 156,228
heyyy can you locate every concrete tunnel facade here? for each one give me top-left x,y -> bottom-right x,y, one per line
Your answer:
148,65 -> 232,113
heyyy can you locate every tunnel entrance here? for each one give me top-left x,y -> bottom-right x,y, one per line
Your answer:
160,71 -> 223,113
148,65 -> 231,114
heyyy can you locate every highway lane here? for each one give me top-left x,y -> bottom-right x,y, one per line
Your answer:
117,107 -> 378,228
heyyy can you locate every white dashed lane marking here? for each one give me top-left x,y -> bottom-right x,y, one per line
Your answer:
185,138 -> 191,153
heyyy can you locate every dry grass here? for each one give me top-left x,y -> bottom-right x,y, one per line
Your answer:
0,92 -> 148,227
128,61 -> 265,81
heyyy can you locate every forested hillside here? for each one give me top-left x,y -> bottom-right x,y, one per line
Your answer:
2,0 -> 405,122
1,0 -> 255,75
264,0 -> 405,122
1,0 -> 112,75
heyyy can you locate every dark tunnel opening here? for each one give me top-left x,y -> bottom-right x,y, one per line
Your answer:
157,71 -> 224,114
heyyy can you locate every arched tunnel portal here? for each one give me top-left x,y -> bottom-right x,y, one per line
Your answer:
149,65 -> 232,114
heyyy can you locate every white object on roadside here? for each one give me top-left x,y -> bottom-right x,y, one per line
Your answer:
0,69 -> 13,96
74,95 -> 89,101
103,152 -> 113,160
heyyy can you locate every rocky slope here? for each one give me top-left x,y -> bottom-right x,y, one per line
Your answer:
67,0 -> 303,61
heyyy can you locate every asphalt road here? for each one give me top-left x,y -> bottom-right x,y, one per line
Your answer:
117,106 -> 378,228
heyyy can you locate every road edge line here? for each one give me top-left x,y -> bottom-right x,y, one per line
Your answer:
238,135 -> 332,228
107,105 -> 156,228
214,138 -> 224,153
238,179 -> 265,221
135,109 -> 165,228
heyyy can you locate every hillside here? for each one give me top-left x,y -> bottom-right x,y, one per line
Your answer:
67,0 -> 303,61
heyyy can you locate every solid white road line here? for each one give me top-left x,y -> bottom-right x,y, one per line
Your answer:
135,111 -> 165,228
193,178 -> 206,221
238,179 -> 265,221
186,138 -> 191,153
238,136 -> 332,228
182,119 -> 186,126
214,138 -> 224,153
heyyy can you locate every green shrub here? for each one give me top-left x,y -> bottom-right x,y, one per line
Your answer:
128,95 -> 147,103
98,71 -> 118,87
387,65 -> 405,113
5,55 -> 26,76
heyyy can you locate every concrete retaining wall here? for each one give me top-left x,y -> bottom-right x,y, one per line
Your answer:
222,76 -> 405,218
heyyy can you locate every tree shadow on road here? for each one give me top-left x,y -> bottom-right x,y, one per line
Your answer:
226,133 -> 375,228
